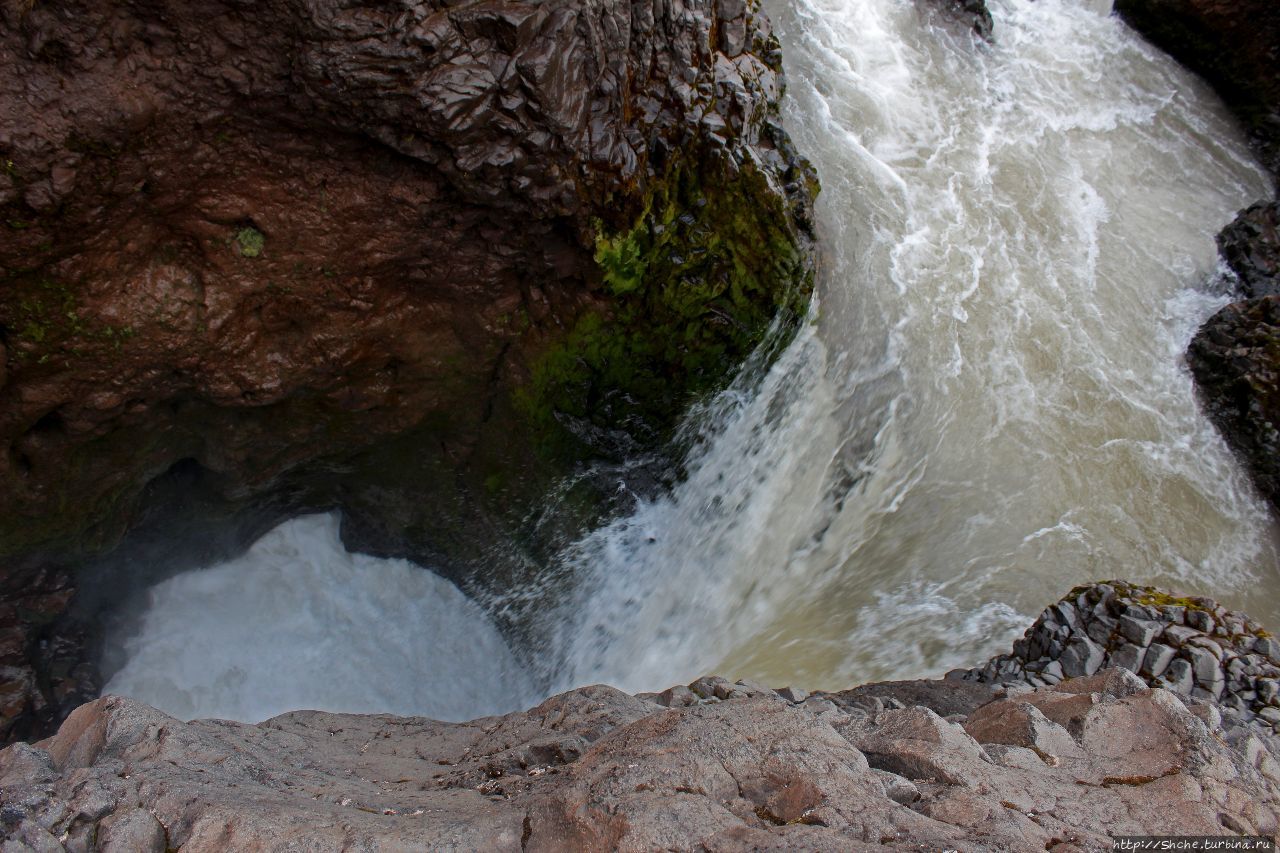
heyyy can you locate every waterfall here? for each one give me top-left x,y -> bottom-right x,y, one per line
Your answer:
104,0 -> 1275,722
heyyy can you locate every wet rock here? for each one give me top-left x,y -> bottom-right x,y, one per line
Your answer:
1187,296 -> 1280,511
1114,0 -> 1279,178
0,0 -> 819,743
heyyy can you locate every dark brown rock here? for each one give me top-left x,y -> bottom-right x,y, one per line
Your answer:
1187,296 -> 1280,509
1218,201 -> 1280,297
1113,0 -> 1280,180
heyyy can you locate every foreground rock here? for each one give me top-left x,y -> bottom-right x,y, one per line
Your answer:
2,666 -> 1277,851
0,0 -> 816,742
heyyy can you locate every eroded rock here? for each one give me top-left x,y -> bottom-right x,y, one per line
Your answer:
1,666 -> 1276,851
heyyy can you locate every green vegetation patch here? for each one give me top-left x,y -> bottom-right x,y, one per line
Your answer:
235,226 -> 265,258
519,152 -> 814,458
1,274 -> 136,365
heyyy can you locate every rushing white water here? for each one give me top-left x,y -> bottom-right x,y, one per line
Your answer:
538,0 -> 1277,692
103,514 -> 536,722
105,0 -> 1278,721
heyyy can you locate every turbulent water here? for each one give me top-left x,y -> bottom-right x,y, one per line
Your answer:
103,514 -> 536,721
105,0 -> 1276,722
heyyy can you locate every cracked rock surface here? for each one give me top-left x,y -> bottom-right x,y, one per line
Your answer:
1,665 -> 1278,851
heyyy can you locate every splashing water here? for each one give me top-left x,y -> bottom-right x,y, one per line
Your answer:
103,514 -> 537,722
105,0 -> 1277,721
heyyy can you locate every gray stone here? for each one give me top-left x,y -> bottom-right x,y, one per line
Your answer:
1256,637 -> 1280,664
1141,643 -> 1176,678
1187,635 -> 1224,659
1163,658 -> 1194,695
1060,637 -> 1106,678
1086,614 -> 1117,645
1186,610 -> 1215,633
1117,615 -> 1161,647
1160,605 -> 1187,625
1108,643 -> 1146,674
1041,660 -> 1063,685
1259,707 -> 1280,725
1052,603 -> 1080,630
1163,625 -> 1200,646
1186,646 -> 1225,687
1258,678 -> 1279,705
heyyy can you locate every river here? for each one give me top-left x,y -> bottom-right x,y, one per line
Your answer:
104,0 -> 1277,722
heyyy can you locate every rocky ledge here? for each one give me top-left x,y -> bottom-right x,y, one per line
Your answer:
2,582 -> 1279,851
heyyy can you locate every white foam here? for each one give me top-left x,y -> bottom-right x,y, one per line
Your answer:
103,514 -> 536,723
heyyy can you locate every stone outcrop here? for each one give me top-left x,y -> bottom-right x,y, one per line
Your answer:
958,581 -> 1280,737
1113,0 -> 1280,180
1,669 -> 1276,850
0,0 -> 816,742
1121,0 -> 1280,510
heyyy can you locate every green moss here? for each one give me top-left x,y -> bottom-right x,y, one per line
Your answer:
2,275 -> 136,364
235,227 -> 265,258
519,153 -> 814,457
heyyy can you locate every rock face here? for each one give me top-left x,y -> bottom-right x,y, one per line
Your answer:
958,581 -> 1280,736
1113,0 -> 1280,179
0,0 -> 815,742
2,669 -> 1277,850
0,0 -> 815,561
1187,296 -> 1280,510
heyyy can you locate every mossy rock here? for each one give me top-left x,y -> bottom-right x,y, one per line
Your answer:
519,148 -> 815,461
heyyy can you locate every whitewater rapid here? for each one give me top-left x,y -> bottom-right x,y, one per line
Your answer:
105,0 -> 1276,721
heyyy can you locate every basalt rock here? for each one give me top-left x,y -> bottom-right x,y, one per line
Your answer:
1187,296 -> 1280,510
957,581 -> 1280,738
0,0 -> 816,741
1113,0 -> 1280,180
1217,201 -> 1280,298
